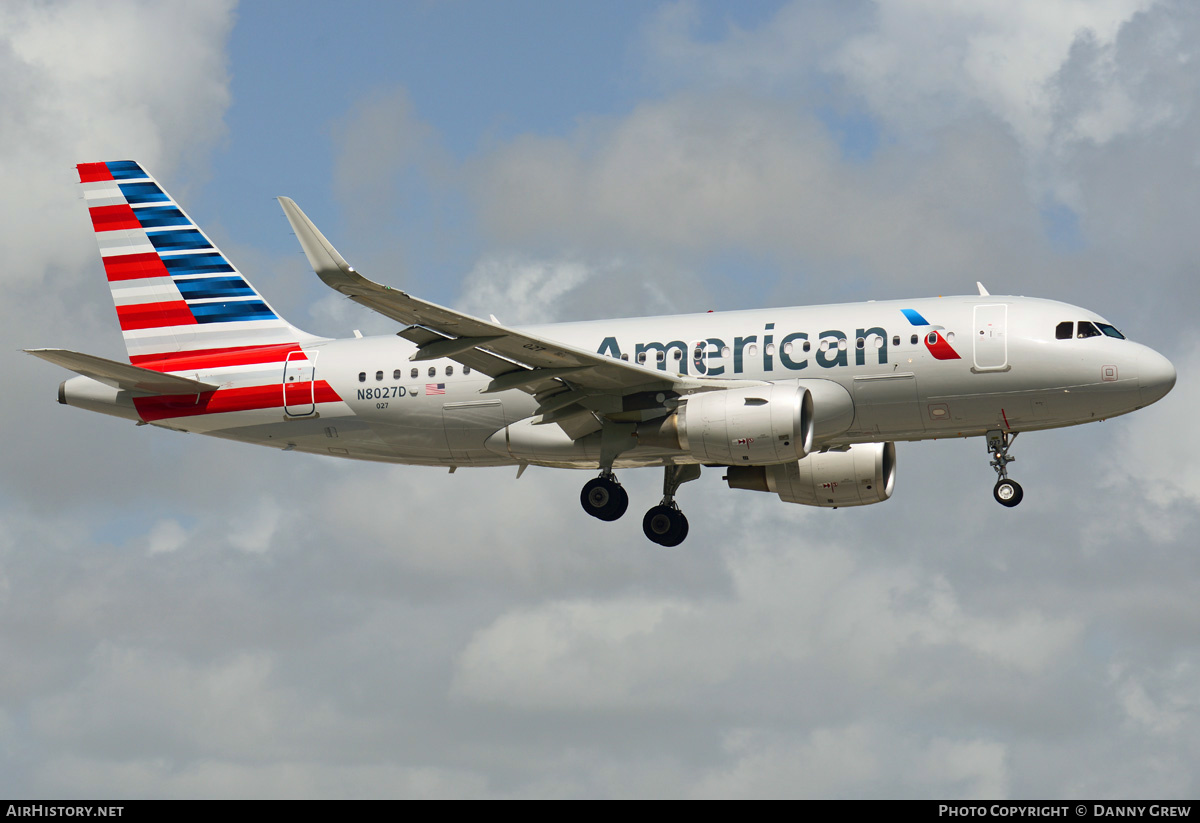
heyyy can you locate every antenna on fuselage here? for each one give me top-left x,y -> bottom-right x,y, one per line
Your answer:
977,282 -> 990,296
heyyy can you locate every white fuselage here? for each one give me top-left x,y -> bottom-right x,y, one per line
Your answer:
61,294 -> 1175,469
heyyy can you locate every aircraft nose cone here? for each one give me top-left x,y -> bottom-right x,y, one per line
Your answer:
1139,348 -> 1176,406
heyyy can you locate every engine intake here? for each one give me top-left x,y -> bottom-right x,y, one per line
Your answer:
725,442 -> 896,507
675,383 -> 814,465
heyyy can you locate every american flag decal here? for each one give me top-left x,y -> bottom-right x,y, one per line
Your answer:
426,383 -> 445,395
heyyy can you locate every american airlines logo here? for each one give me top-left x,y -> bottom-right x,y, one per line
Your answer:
595,311 -> 959,377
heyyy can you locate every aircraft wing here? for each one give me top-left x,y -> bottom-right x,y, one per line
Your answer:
278,198 -> 753,428
25,348 -> 218,394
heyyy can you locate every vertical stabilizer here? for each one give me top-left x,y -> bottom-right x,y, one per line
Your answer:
77,161 -> 321,370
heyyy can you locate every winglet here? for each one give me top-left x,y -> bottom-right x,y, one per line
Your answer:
977,281 -> 990,296
277,196 -> 362,292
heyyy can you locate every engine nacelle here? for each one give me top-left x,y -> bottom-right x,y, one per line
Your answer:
795,379 -> 855,446
677,383 -> 814,465
725,442 -> 896,507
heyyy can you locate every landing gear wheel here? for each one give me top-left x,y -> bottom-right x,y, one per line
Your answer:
581,477 -> 629,521
643,505 -> 689,546
993,479 -> 1023,507
985,430 -> 1024,508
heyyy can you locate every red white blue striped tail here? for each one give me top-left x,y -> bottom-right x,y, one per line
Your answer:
77,161 -> 319,370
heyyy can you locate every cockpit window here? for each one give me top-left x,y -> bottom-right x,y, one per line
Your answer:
1077,321 -> 1101,339
1096,322 -> 1125,339
1055,321 -> 1073,340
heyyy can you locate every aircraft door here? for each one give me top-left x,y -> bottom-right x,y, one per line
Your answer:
283,350 -> 316,417
973,304 -> 1008,371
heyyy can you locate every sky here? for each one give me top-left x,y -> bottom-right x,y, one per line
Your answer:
2,0 -> 1199,798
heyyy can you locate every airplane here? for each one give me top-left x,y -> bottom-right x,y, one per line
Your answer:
26,161 -> 1177,546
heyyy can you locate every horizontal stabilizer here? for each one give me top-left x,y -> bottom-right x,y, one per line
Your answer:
24,348 -> 218,394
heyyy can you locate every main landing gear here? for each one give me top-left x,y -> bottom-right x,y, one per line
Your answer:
642,464 -> 700,547
580,471 -> 629,522
987,430 -> 1023,508
578,464 -> 700,546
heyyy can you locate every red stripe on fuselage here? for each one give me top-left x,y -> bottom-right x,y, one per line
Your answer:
103,252 -> 170,281
116,301 -> 197,331
90,204 -> 140,232
131,343 -> 304,372
77,162 -> 113,183
133,380 -> 341,422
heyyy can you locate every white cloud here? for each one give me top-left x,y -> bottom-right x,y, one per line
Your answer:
0,0 -> 235,285
331,88 -> 451,237
454,254 -> 686,324
146,519 -> 188,556
836,0 -> 1154,149
471,94 -> 1050,299
452,540 -> 1082,713
690,725 -> 1008,799
1103,338 -> 1200,522
227,500 -> 282,555
645,0 -> 1158,155
457,256 -> 594,324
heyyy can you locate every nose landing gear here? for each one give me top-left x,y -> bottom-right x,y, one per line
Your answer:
580,471 -> 629,521
987,430 -> 1023,507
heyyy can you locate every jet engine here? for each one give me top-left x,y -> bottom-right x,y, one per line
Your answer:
668,382 -> 815,465
724,442 -> 896,507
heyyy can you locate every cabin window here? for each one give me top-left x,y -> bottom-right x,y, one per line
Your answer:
656,350 -> 666,362
765,343 -> 776,356
1056,322 -> 1073,340
910,334 -> 918,345
673,349 -> 682,361
393,369 -> 402,380
428,366 -> 436,377
375,370 -> 384,381
747,344 -> 758,357
620,353 -> 629,361
410,368 -> 418,379
1097,323 -> 1125,340
874,336 -> 884,349
927,332 -> 938,345
1077,321 -> 1101,339
892,335 -> 900,347
802,341 -> 811,353
637,352 -> 646,364
721,346 -> 732,358
856,338 -> 865,349
782,342 -> 793,356
445,365 -> 454,376
463,365 -> 472,374
358,372 -> 366,382
837,339 -> 847,351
